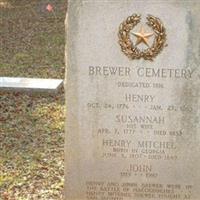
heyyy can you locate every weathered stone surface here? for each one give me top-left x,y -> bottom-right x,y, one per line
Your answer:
0,77 -> 63,93
65,1 -> 200,199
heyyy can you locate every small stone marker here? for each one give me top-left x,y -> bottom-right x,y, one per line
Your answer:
0,77 -> 63,93
65,1 -> 200,200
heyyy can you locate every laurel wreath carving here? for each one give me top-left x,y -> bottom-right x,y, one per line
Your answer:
118,14 -> 167,61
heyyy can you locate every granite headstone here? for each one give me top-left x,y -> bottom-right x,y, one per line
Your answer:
65,1 -> 200,199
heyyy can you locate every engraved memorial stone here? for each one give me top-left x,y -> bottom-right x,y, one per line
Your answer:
65,1 -> 200,199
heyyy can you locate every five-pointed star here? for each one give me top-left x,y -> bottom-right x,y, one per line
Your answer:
131,26 -> 154,47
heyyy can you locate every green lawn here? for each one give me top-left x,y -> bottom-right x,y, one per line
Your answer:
0,1 -> 67,199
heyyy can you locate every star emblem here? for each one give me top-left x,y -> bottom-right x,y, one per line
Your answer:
131,26 -> 154,47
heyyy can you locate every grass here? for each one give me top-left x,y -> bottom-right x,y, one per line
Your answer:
0,0 -> 67,199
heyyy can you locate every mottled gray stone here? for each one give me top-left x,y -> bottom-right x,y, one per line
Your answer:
0,77 -> 63,93
65,1 -> 200,199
